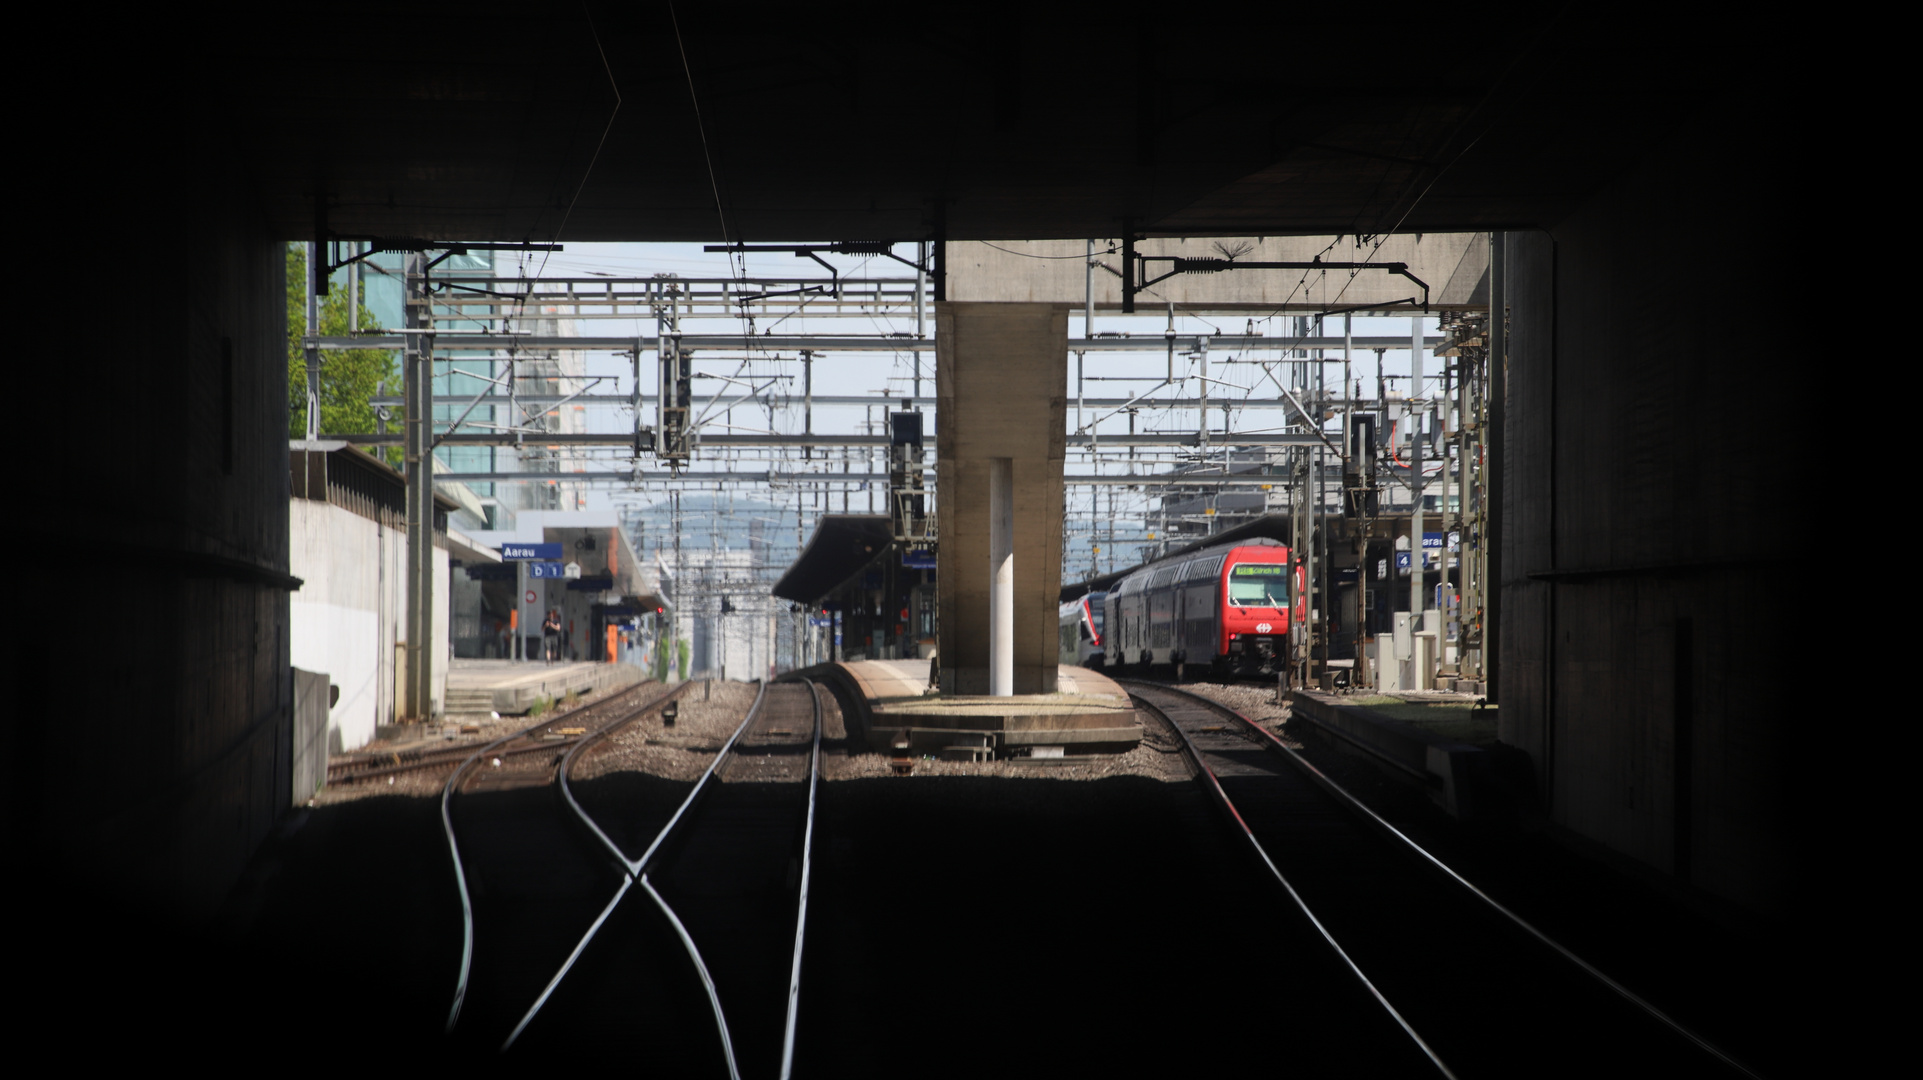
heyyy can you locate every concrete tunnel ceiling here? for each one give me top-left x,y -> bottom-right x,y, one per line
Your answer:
194,5 -> 1776,244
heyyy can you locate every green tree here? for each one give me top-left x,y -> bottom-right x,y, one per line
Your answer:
676,638 -> 691,682
287,244 -> 397,449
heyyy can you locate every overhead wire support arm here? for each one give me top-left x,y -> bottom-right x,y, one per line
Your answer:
702,241 -> 933,279
430,279 -> 540,303
1128,253 -> 1432,311
316,236 -> 564,288
426,366 -> 515,452
498,375 -> 613,445
727,283 -> 834,304
422,243 -> 557,273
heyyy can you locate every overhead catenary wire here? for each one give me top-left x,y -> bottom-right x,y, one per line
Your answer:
974,240 -> 1121,260
502,2 -> 625,339
416,228 -> 1459,598
664,6 -> 775,443
669,3 -> 729,252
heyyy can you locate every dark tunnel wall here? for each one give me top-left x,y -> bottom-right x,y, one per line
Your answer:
9,20 -> 1807,934
1497,98 -> 1800,919
21,119 -> 294,922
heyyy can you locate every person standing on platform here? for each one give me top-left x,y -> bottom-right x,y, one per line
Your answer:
542,609 -> 562,664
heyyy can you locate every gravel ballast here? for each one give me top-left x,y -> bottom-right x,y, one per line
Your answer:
316,675 -> 1210,798
312,680 -> 671,804
572,679 -> 760,782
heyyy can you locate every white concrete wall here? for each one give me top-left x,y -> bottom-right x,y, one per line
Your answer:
290,602 -> 379,749
289,499 -> 449,750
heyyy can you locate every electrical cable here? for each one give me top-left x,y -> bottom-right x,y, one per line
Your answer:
669,3 -> 729,252
974,240 -> 1120,260
543,3 -> 622,268
500,4 -> 625,349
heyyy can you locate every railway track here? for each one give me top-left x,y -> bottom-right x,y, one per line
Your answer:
1122,680 -> 1760,1079
435,679 -> 697,1045
326,684 -> 663,786
442,678 -> 824,1074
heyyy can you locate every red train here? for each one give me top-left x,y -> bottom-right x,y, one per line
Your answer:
1102,538 -> 1299,679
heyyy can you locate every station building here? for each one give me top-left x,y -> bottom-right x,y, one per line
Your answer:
465,510 -> 669,672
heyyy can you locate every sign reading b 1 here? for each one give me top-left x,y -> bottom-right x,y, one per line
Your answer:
502,542 -> 562,561
528,562 -> 567,579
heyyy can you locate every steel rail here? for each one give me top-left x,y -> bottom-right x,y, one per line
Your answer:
1125,684 -> 1457,1078
639,873 -> 743,1080
777,681 -> 824,1080
502,680 -> 773,1066
439,768 -> 480,1033
1146,681 -> 1763,1080
440,680 -> 680,1037
437,686 -> 664,1032
334,735 -> 586,784
331,744 -> 473,777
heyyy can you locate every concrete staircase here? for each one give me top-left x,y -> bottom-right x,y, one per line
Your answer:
443,662 -> 650,716
445,687 -> 497,714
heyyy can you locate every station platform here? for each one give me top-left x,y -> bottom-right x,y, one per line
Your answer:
443,658 -> 649,717
814,659 -> 1141,758
1288,689 -> 1492,819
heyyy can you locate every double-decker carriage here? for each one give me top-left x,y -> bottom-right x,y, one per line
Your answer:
1103,539 -> 1293,679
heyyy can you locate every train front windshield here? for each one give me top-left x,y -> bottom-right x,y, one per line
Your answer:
1228,564 -> 1287,607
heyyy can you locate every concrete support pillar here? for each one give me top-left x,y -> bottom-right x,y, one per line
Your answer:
988,457 -> 1014,695
935,302 -> 1068,695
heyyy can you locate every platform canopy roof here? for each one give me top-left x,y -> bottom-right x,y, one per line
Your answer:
772,515 -> 894,607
